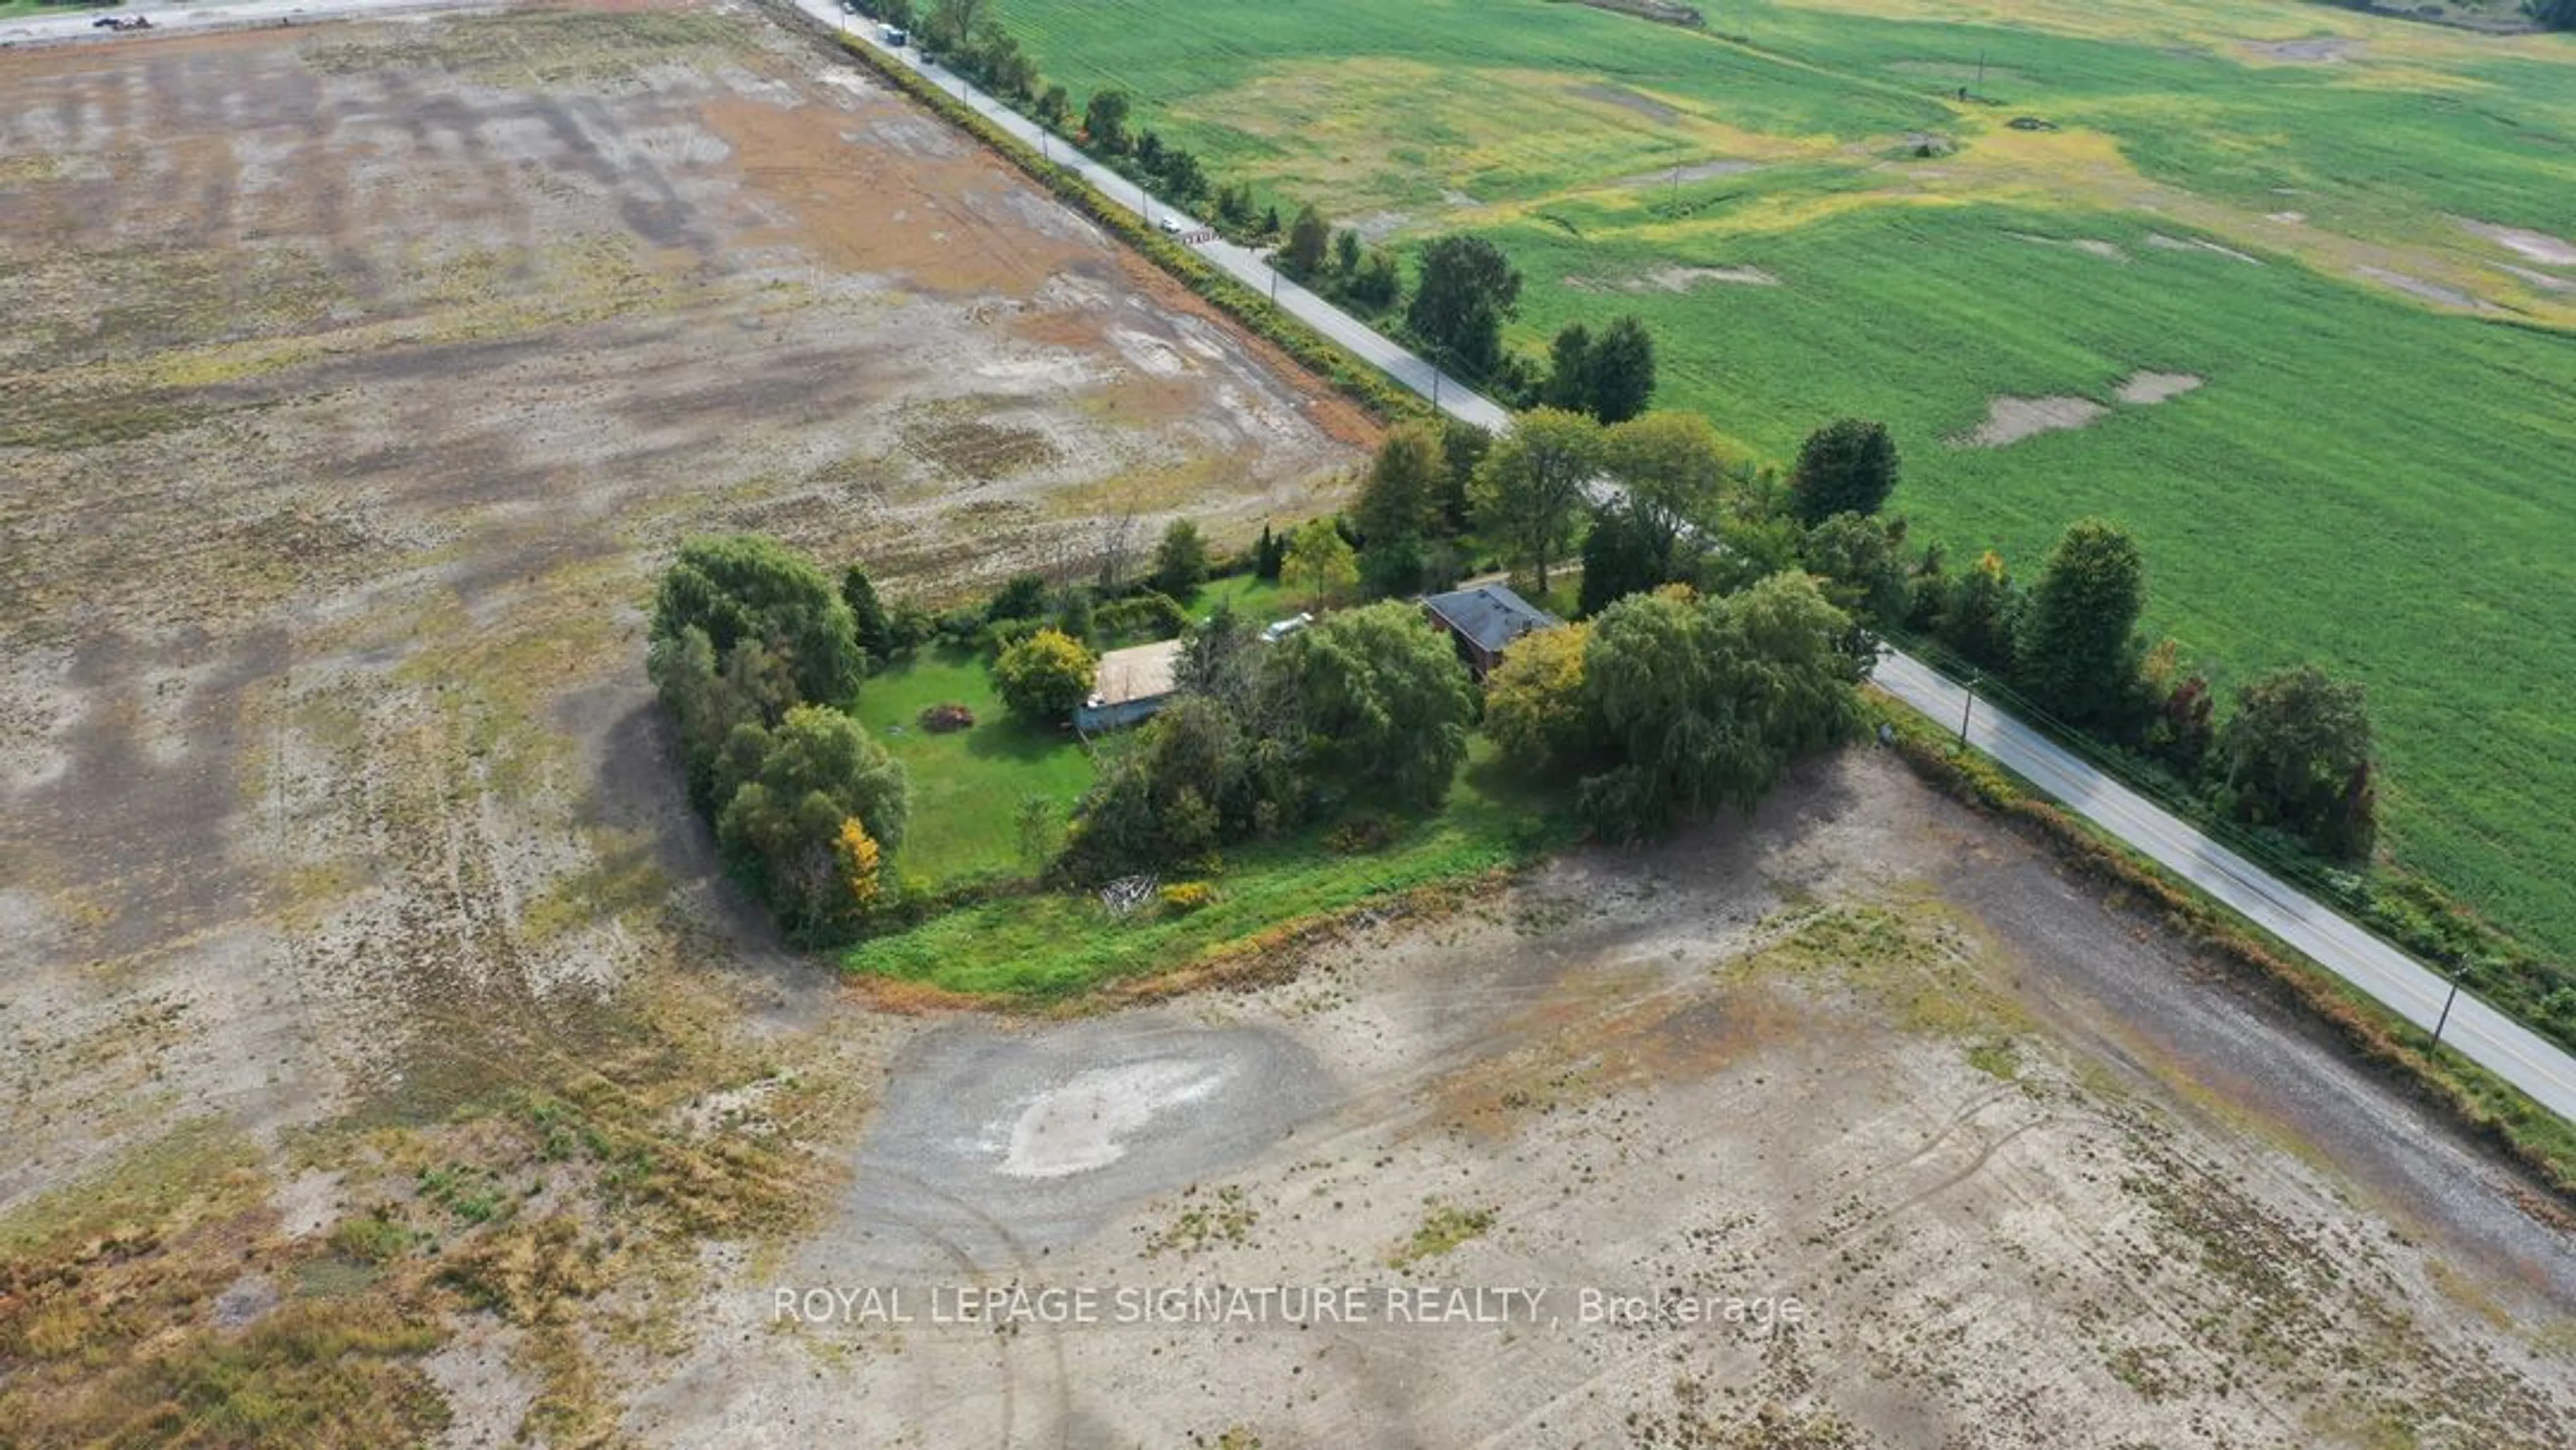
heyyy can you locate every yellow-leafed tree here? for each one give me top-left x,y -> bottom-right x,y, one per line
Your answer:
836,818 -> 883,913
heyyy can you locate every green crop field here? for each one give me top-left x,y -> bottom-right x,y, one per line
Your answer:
1004,0 -> 2576,964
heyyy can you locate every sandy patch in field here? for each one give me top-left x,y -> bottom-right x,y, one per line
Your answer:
2357,264 -> 2489,310
2504,263 -> 2575,293
2008,229 -> 2129,261
2116,370 -> 2204,404
1571,80 -> 1679,123
1959,368 -> 2202,445
2147,231 -> 2263,265
2246,37 -> 2361,63
2463,219 -> 2576,268
1566,264 -> 1780,292
1662,264 -> 1777,288
1958,394 -> 2109,447
1615,158 -> 1761,188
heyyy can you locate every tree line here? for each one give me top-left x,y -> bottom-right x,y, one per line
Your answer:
1326,400 -> 2382,862
648,537 -> 908,942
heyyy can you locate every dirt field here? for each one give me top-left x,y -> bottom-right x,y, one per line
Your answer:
0,0 -> 1364,1199
613,750 -> 2576,1449
2,5 -> 2572,1447
0,4 -> 1368,1435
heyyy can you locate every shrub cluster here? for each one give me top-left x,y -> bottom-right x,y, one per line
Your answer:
649,537 -> 909,943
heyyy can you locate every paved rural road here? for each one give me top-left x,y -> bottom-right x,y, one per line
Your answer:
816,9 -> 2576,1128
19,0 -> 2567,1129
1872,655 -> 2576,1124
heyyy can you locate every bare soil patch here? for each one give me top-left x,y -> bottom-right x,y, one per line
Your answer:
1571,80 -> 1680,124
2008,229 -> 2129,262
1615,157 -> 1761,188
632,753 -> 2576,1447
1957,393 -> 2110,447
2246,37 -> 2363,62
2463,219 -> 2576,268
2147,230 -> 2264,265
2357,264 -> 2491,310
2116,369 -> 2205,404
1568,263 -> 1780,293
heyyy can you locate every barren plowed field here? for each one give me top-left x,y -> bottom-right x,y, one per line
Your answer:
0,0 -> 1366,1196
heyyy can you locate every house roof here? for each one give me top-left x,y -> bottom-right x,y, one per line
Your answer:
1085,638 -> 1183,709
1421,585 -> 1560,655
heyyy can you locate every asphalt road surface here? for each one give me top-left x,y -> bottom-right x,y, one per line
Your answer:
1872,652 -> 2576,1124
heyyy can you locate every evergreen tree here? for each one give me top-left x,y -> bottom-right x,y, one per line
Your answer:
841,564 -> 891,666
1789,419 -> 1902,525
1585,315 -> 1657,425
1284,204 -> 1330,278
1152,519 -> 1210,599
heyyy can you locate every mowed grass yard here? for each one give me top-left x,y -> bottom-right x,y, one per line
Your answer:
847,739 -> 1563,997
1008,0 -> 2576,963
845,578 -> 1314,893
848,650 -> 1095,889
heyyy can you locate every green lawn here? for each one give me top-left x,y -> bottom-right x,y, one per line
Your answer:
849,651 -> 1097,890
845,739 -> 1567,997
1003,0 -> 2576,965
1195,571 -> 1309,622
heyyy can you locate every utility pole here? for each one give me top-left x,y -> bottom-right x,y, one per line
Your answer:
1957,673 -> 1978,746
2430,970 -> 2464,1050
1270,268 -> 1279,303
1431,365 -> 1442,408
